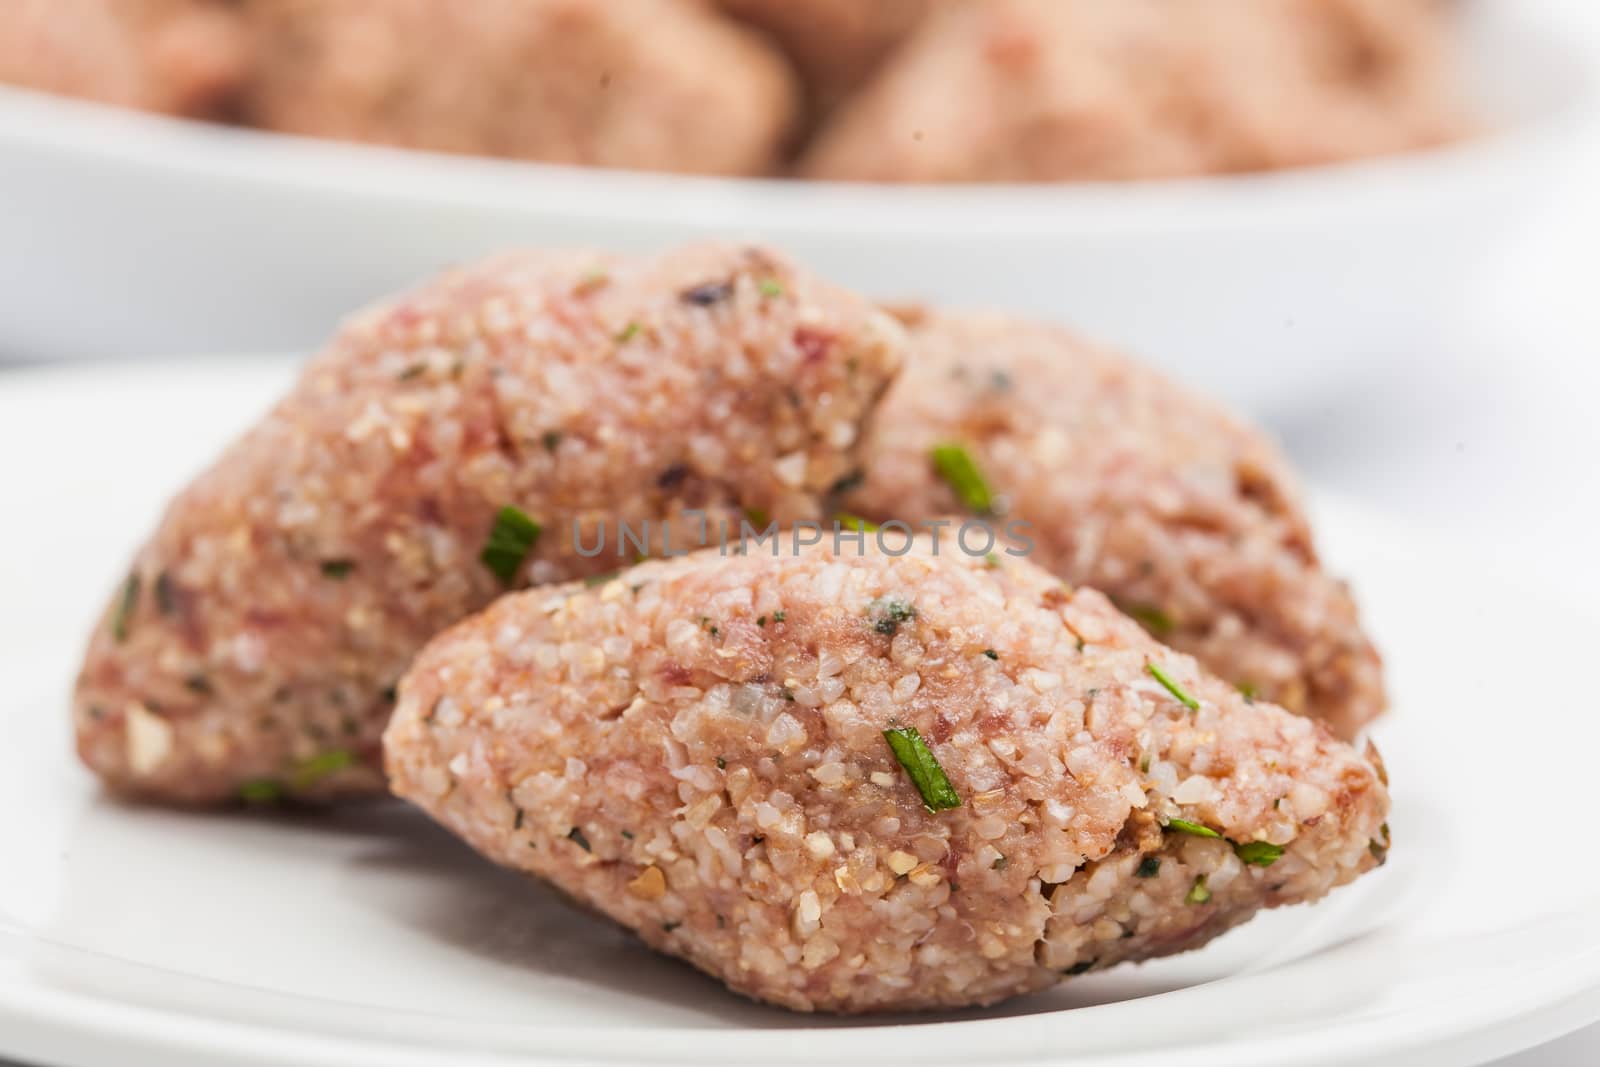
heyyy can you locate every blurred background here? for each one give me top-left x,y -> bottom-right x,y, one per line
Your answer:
1,0 -> 1597,1062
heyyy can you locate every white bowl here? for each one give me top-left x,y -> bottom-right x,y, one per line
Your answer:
0,0 -> 1591,413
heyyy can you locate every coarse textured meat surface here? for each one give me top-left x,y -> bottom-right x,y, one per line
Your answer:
846,310 -> 1385,739
715,0 -> 934,116
241,0 -> 800,175
75,244 -> 906,804
0,0 -> 248,118
386,540 -> 1389,1013
803,0 -> 1466,182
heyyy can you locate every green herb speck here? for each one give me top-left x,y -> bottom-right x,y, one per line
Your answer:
1165,818 -> 1222,839
868,596 -> 918,636
616,321 -> 642,342
292,749 -> 354,790
1146,663 -> 1200,711
480,505 -> 542,586
982,648 -> 999,660
567,827 -> 592,852
929,442 -> 995,514
758,278 -> 784,298
1186,876 -> 1212,905
882,726 -> 962,813
1124,603 -> 1175,637
1135,856 -> 1161,878
320,559 -> 355,579
1235,840 -> 1285,867
835,512 -> 879,533
238,780 -> 282,804
542,430 -> 563,453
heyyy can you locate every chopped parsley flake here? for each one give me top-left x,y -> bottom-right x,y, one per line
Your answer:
1186,875 -> 1212,905
567,827 -> 592,852
929,442 -> 995,514
984,553 -> 1001,568
1135,856 -> 1162,878
542,431 -> 563,453
616,321 -> 642,342
835,512 -> 879,533
772,611 -> 786,623
319,559 -> 355,579
758,278 -> 785,298
982,648 -> 999,660
882,726 -> 962,813
1165,818 -> 1222,839
583,571 -> 618,588
1237,681 -> 1258,702
480,505 -> 542,586
238,780 -> 282,804
742,506 -> 771,529
756,615 -> 767,628
716,756 -> 727,769
1234,840 -> 1285,867
868,596 -> 918,636
292,749 -> 354,790
112,571 -> 141,642
1124,603 -> 1175,636
1146,663 -> 1200,710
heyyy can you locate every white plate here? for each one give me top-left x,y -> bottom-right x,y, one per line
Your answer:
1,359 -> 1598,1067
1,0 -> 1594,415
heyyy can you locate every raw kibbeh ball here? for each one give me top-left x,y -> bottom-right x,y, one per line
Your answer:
803,0 -> 1466,182
386,539 -> 1390,1013
845,309 -> 1385,739
75,243 -> 906,804
241,0 -> 800,175
0,0 -> 248,118
715,0 -> 934,115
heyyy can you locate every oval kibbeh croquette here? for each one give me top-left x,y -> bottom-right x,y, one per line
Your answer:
846,310 -> 1385,739
241,0 -> 800,176
802,0 -> 1464,182
74,244 -> 906,804
386,540 -> 1389,1013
